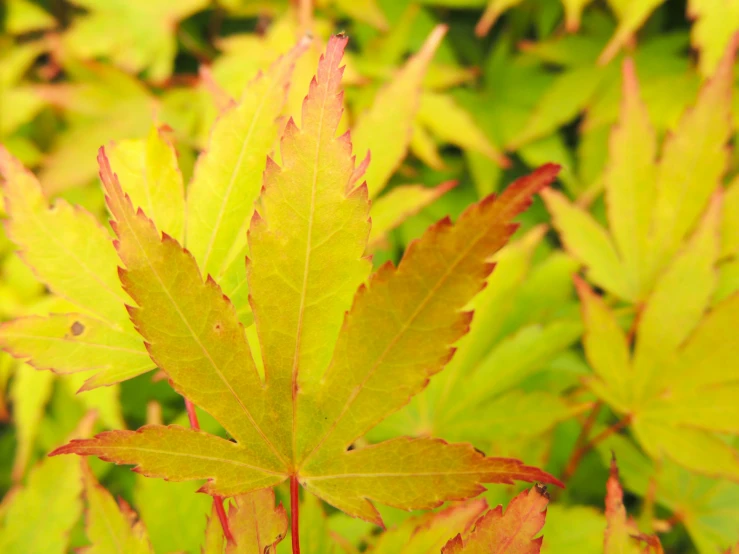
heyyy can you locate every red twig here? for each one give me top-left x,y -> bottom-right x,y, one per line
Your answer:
185,398 -> 200,428
561,402 -> 601,482
184,398 -> 233,543
214,497 -> 234,543
291,475 -> 301,554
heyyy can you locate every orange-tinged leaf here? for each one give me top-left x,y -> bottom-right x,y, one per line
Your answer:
604,458 -> 663,554
441,486 -> 550,553
186,38 -> 309,325
226,488 -> 288,554
247,35 -> 372,463
649,36 -> 735,274
81,462 -> 153,554
351,26 -> 447,197
604,59 -> 657,300
302,438 -> 557,526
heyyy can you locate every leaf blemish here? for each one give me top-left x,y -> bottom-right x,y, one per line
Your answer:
71,321 -> 85,336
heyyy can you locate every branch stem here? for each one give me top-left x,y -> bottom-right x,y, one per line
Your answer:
562,414 -> 631,482
291,475 -> 301,554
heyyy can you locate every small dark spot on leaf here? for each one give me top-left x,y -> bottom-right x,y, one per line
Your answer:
473,447 -> 486,457
347,443 -> 356,451
71,321 -> 85,336
214,322 -> 222,332
535,483 -> 550,499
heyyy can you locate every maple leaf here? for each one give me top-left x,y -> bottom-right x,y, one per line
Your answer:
81,462 -> 153,554
369,228 -> 583,445
441,485 -> 550,553
689,1 -> 739,76
369,499 -> 487,553
0,414 -> 94,554
0,146 -> 153,390
62,0 -> 208,82
351,24 -> 448,197
34,60 -> 156,193
225,489 -> 288,553
50,35 -> 562,543
596,434 -> 739,554
604,457 -> 663,554
544,37 -> 735,304
576,190 -> 739,479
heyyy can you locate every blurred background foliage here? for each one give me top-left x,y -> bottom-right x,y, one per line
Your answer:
0,0 -> 738,553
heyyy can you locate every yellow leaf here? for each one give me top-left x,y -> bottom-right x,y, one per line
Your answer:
604,59 -> 658,299
107,126 -> 185,242
352,26 -> 447,197
186,39 -> 309,326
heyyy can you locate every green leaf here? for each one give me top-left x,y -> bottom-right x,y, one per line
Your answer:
134,476 -> 211,554
352,25 -> 447,197
543,189 -> 630,300
603,59 -> 657,299
599,0 -> 668,64
0,421 -> 87,554
81,462 -> 153,554
62,0 -> 209,82
36,62 -> 154,193
4,0 -> 56,34
367,182 -> 456,248
9,363 -> 54,481
417,91 -> 508,167
541,506 -> 605,554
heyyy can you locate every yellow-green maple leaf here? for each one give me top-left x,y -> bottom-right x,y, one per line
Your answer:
62,0 -> 208,82
577,195 -> 739,480
52,36 -> 561,530
0,147 -> 152,389
545,39 -> 735,303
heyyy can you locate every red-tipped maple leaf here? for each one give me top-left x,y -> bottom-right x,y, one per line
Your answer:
50,35 -> 562,543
